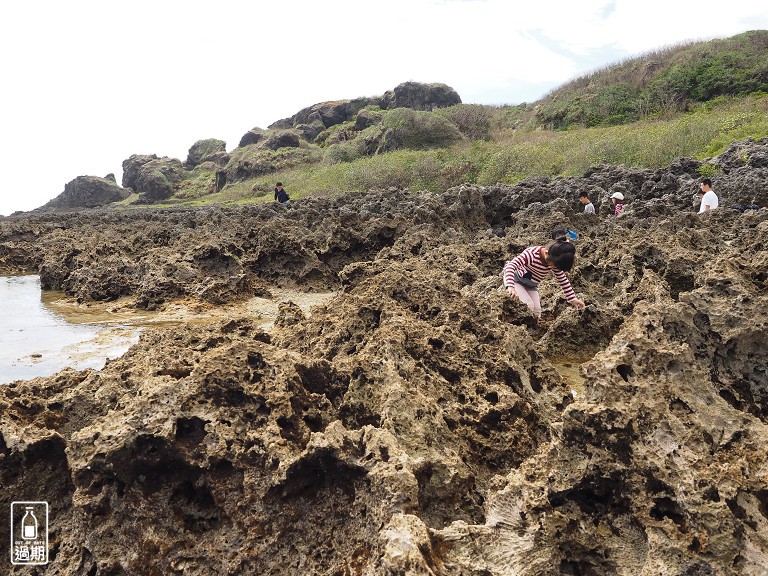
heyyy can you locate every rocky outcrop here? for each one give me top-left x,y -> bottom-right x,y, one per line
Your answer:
266,82 -> 462,137
268,99 -> 367,131
122,153 -> 159,190
355,108 -> 383,130
238,128 -> 267,148
383,81 -> 462,111
259,130 -> 301,151
2,139 -> 768,575
220,145 -> 317,185
39,175 -> 131,210
185,138 -> 227,168
135,157 -> 187,203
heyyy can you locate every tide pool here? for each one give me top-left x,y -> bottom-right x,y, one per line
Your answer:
0,275 -> 141,384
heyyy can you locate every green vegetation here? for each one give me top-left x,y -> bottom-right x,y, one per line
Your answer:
174,168 -> 217,200
201,93 -> 768,205
125,31 -> 768,210
533,30 -> 768,130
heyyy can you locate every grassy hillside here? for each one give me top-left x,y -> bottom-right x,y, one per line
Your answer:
129,31 -> 768,210
532,30 -> 768,130
149,93 -> 767,208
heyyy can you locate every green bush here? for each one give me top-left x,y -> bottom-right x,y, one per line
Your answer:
697,163 -> 723,178
174,168 -> 217,199
435,104 -> 494,139
531,30 -> 768,130
323,139 -> 366,164
380,108 -> 463,150
314,120 -> 357,147
225,146 -> 322,181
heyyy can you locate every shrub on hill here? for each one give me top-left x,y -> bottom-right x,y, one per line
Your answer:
223,146 -> 322,183
434,104 -> 494,140
534,30 -> 768,130
380,108 -> 463,150
320,107 -> 464,163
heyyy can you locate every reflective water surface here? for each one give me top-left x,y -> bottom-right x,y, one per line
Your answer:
0,276 -> 142,384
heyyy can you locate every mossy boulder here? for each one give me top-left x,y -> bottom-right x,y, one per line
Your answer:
135,158 -> 186,203
222,146 -> 320,183
355,109 -> 383,130
122,154 -> 159,190
267,83 -> 461,134
186,139 -> 227,168
383,81 -> 462,111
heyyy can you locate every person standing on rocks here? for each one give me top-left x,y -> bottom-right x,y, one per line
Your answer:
696,178 -> 719,213
274,182 -> 290,205
610,192 -> 625,216
578,192 -> 595,214
502,238 -> 586,319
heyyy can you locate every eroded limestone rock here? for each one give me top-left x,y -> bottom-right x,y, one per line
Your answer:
2,140 -> 768,574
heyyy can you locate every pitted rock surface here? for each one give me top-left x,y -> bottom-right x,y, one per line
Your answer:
2,139 -> 768,575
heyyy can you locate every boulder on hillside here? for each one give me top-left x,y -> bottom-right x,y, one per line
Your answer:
264,82 -> 461,136
259,131 -> 301,151
238,128 -> 267,148
269,101 -> 364,132
135,158 -> 186,203
122,154 -> 159,190
295,120 -> 326,142
383,82 -> 462,111
186,139 -> 227,168
355,109 -> 383,130
40,176 -> 130,211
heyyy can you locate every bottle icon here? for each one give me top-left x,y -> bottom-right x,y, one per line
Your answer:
21,507 -> 38,540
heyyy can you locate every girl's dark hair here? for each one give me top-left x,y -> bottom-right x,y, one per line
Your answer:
547,238 -> 576,271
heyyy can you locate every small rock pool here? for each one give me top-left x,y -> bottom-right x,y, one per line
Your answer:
0,275 -> 142,385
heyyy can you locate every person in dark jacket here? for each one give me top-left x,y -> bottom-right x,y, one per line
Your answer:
274,182 -> 290,204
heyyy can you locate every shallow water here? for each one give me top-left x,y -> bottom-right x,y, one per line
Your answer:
0,276 -> 142,384
1,276 -> 337,385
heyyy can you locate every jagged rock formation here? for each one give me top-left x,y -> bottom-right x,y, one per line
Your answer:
267,81 -> 462,132
39,175 -> 131,211
1,139 -> 768,575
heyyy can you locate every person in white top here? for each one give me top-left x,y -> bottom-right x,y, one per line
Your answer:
696,178 -> 719,213
578,192 -> 595,214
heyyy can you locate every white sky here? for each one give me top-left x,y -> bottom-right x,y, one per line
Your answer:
1,0 -> 766,215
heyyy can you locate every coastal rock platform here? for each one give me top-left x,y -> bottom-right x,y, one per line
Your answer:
1,140 -> 768,575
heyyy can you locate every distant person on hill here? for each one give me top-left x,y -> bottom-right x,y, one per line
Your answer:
610,192 -> 625,216
502,238 -> 586,319
696,178 -> 718,213
274,182 -> 290,205
578,192 -> 595,214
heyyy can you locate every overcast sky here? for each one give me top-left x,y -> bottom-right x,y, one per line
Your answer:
1,0 -> 766,216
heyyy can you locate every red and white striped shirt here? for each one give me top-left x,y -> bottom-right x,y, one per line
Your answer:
502,246 -> 577,302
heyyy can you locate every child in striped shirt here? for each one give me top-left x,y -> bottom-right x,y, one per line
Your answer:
502,238 -> 586,318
